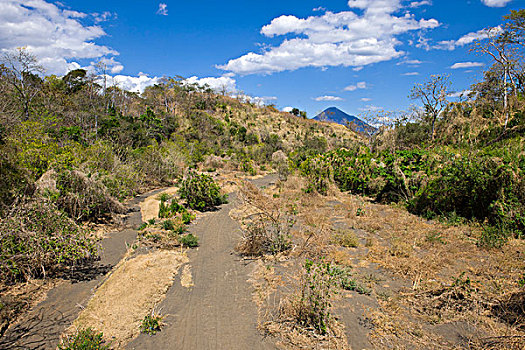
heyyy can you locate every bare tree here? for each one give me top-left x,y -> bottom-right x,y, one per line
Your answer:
1,47 -> 44,120
473,27 -> 520,129
409,74 -> 450,141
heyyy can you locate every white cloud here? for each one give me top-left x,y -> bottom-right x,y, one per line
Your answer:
450,61 -> 484,69
397,59 -> 423,65
105,73 -> 159,93
344,81 -> 367,91
353,66 -> 364,71
359,104 -> 383,111
218,0 -> 440,75
481,0 -> 512,7
402,71 -> 419,75
410,1 -> 431,7
184,76 -> 237,93
448,90 -> 473,98
0,0 -> 119,75
361,97 -> 372,101
313,6 -> 326,12
434,27 -> 501,50
314,95 -> 344,101
156,3 -> 168,16
283,106 -> 294,112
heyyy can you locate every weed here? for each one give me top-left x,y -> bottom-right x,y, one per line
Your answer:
138,222 -> 148,230
332,229 -> 359,247
356,208 -> 365,216
180,233 -> 199,248
161,220 -> 174,231
425,231 -> 445,245
147,218 -> 156,225
478,224 -> 508,248
57,327 -> 109,350
291,259 -> 340,334
140,311 -> 164,335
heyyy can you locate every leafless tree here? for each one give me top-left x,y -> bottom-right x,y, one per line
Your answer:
1,47 -> 44,120
409,74 -> 450,141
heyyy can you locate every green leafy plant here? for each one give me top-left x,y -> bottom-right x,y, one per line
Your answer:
140,312 -> 164,335
179,171 -> 227,211
180,233 -> 199,248
57,327 -> 109,350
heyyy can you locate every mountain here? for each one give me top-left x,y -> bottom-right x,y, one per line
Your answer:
314,107 -> 376,134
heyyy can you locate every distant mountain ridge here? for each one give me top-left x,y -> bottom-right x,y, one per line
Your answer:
314,107 -> 376,134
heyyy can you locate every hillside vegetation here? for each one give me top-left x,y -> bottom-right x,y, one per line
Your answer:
1,9 -> 524,350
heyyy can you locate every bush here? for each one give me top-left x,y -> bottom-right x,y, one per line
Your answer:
300,157 -> 332,195
289,260 -> 339,335
57,327 -> 109,350
179,171 -> 227,211
0,200 -> 98,283
140,312 -> 164,335
49,170 -> 125,222
180,233 -> 199,247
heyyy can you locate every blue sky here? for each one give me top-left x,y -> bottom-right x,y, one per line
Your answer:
0,0 -> 522,118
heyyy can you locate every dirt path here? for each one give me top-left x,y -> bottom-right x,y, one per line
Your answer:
0,189 -> 164,350
127,176 -> 278,350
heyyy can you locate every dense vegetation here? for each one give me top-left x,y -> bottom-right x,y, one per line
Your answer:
0,49 -> 356,288
300,10 -> 525,247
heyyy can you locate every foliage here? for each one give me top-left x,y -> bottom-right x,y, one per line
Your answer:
291,259 -> 340,335
179,171 -> 227,211
179,233 -> 199,248
0,200 -> 97,283
57,328 -> 108,350
140,312 -> 164,335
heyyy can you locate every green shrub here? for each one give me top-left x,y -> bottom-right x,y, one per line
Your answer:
293,259 -> 339,334
179,171 -> 227,211
180,233 -> 199,247
300,157 -> 332,195
140,313 -> 164,335
57,327 -> 108,350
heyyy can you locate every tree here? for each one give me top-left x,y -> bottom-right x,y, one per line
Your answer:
473,27 -> 519,129
409,74 -> 450,141
1,48 -> 44,120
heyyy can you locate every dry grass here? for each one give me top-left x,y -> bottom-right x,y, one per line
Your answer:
236,171 -> 525,349
71,250 -> 188,348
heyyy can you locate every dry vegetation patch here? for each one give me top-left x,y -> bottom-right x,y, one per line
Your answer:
236,172 -> 525,349
71,250 -> 188,348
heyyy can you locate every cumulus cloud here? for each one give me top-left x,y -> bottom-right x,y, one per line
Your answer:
283,106 -> 294,112
104,73 -> 159,93
434,27 -> 501,50
410,1 -> 431,7
156,3 -> 168,16
184,76 -> 237,93
397,59 -> 423,65
481,0 -> 512,7
0,0 -> 119,75
218,0 -> 440,75
359,104 -> 383,112
450,61 -> 484,69
314,95 -> 344,101
344,81 -> 367,91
